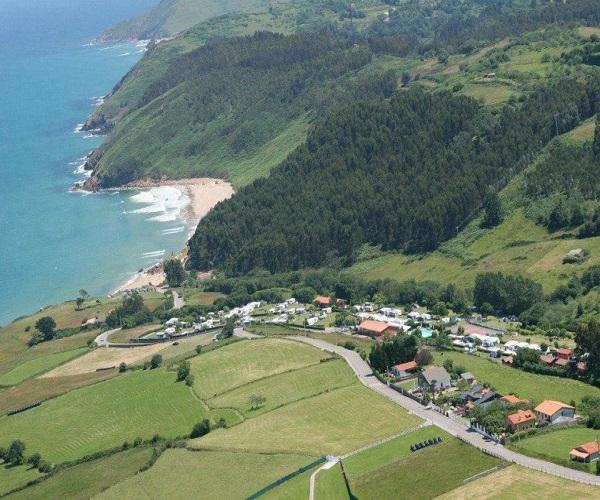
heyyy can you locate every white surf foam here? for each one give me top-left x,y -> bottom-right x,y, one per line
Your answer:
129,186 -> 190,224
161,226 -> 185,235
142,250 -> 166,258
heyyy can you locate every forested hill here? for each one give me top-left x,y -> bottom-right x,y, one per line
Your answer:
84,31 -> 396,189
188,78 -> 600,274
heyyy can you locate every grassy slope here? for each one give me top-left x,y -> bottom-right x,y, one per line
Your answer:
261,463 -> 320,500
315,463 -> 350,500
511,426 -> 600,473
0,348 -> 88,387
439,464 -> 600,499
192,384 -> 421,455
189,338 -> 326,399
432,351 -> 600,404
7,447 -> 153,500
208,359 -> 356,417
349,438 -> 502,500
96,448 -> 312,499
0,463 -> 42,497
0,370 -> 205,463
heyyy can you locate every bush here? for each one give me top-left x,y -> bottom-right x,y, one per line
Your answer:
190,419 -> 211,439
6,440 -> 26,465
119,362 -> 128,373
177,361 -> 191,381
195,345 -> 203,354
150,355 -> 163,369
185,374 -> 195,387
38,461 -> 53,474
27,453 -> 42,468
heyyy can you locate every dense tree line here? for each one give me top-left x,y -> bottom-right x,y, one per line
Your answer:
189,78 -> 600,273
368,334 -> 418,373
473,272 -> 543,316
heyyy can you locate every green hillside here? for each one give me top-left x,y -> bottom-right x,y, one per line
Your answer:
351,117 -> 600,293
99,0 -> 277,41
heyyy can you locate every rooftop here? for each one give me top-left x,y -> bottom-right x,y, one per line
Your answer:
507,409 -> 536,426
393,360 -> 417,372
535,400 -> 574,417
359,320 -> 396,334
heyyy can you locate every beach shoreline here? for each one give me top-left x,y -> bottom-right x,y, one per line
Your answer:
110,178 -> 234,295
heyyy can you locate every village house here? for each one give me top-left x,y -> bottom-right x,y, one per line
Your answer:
534,400 -> 576,425
357,320 -> 400,339
460,372 -> 475,384
313,296 -> 332,308
570,442 -> 600,463
418,366 -> 451,392
506,409 -> 536,433
500,394 -> 528,405
391,360 -> 417,379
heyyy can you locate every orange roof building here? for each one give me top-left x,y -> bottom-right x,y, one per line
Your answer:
506,409 -> 536,432
391,360 -> 417,377
313,295 -> 332,307
556,348 -> 573,359
570,442 -> 600,463
357,320 -> 399,338
534,400 -> 576,424
500,394 -> 528,405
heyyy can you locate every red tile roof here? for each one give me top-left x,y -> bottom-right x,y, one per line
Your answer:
393,360 -> 417,372
314,295 -> 331,306
358,320 -> 397,334
540,354 -> 555,365
506,409 -> 536,426
535,400 -> 574,417
554,357 -> 569,367
570,441 -> 600,459
557,348 -> 573,357
501,394 -> 528,405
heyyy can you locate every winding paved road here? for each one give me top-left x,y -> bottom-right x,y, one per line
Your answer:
94,328 -> 121,347
291,335 -> 600,486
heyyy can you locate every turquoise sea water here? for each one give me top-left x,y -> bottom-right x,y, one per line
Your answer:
0,0 -> 197,325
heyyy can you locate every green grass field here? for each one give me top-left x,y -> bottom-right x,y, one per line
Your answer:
349,438 -> 502,499
193,384 -> 421,455
315,463 -> 350,500
0,348 -> 88,386
174,288 -> 225,306
511,427 -> 600,473
190,338 -> 326,399
8,447 -> 153,500
438,464 -> 600,499
344,426 -> 447,478
0,462 -> 42,496
208,359 -> 355,417
107,323 -> 161,343
96,448 -> 313,500
261,463 -> 320,500
432,351 -> 600,404
0,370 -> 206,463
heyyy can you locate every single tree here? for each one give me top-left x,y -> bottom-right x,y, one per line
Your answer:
150,354 -> 163,369
163,258 -> 186,287
481,191 -> 502,228
35,316 -> 56,342
177,360 -> 191,381
249,394 -> 266,410
185,374 -> 195,387
190,419 -> 211,438
401,71 -> 411,86
119,362 -> 128,373
415,349 -> 433,367
6,440 -> 26,465
27,453 -> 42,468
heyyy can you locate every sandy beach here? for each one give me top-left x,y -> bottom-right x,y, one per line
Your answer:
112,178 -> 234,294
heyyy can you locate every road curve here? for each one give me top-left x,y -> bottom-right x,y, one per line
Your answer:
291,335 -> 600,486
94,328 -> 121,347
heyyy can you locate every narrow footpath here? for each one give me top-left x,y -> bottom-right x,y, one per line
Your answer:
290,335 -> 600,487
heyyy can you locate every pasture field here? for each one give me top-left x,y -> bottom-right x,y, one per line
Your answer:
0,292 -> 163,376
247,324 -> 299,336
0,371 -> 116,415
8,446 -> 153,500
0,348 -> 87,386
96,449 -> 313,500
0,370 -> 206,463
208,359 -> 356,417
42,344 -> 168,377
307,332 -> 377,354
190,338 -> 326,399
432,351 -> 600,404
0,462 -> 42,496
439,464 -> 600,499
349,438 -> 502,499
261,463 -> 319,500
510,426 -> 600,473
174,288 -> 225,306
192,384 -> 421,455
107,323 -> 161,343
344,426 -> 447,478
315,463 -> 349,500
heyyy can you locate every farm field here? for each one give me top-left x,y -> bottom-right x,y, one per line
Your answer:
511,427 -> 600,473
343,426 -> 446,477
190,338 -> 326,399
349,438 -> 502,499
96,449 -> 313,500
193,384 -> 421,455
432,351 -> 600,404
8,446 -> 153,500
315,462 -> 349,500
307,332 -> 377,354
106,323 -> 161,343
208,359 -> 356,417
438,464 -> 600,499
174,288 -> 225,306
0,370 -> 206,463
0,462 -> 42,496
0,347 -> 87,386
261,463 -> 320,500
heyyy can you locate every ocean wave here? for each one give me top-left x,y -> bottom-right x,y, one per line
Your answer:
74,123 -> 84,133
118,52 -> 131,57
161,226 -> 185,235
142,250 -> 166,258
129,186 -> 190,223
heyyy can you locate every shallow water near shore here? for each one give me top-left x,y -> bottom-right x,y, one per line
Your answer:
0,0 -> 194,325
